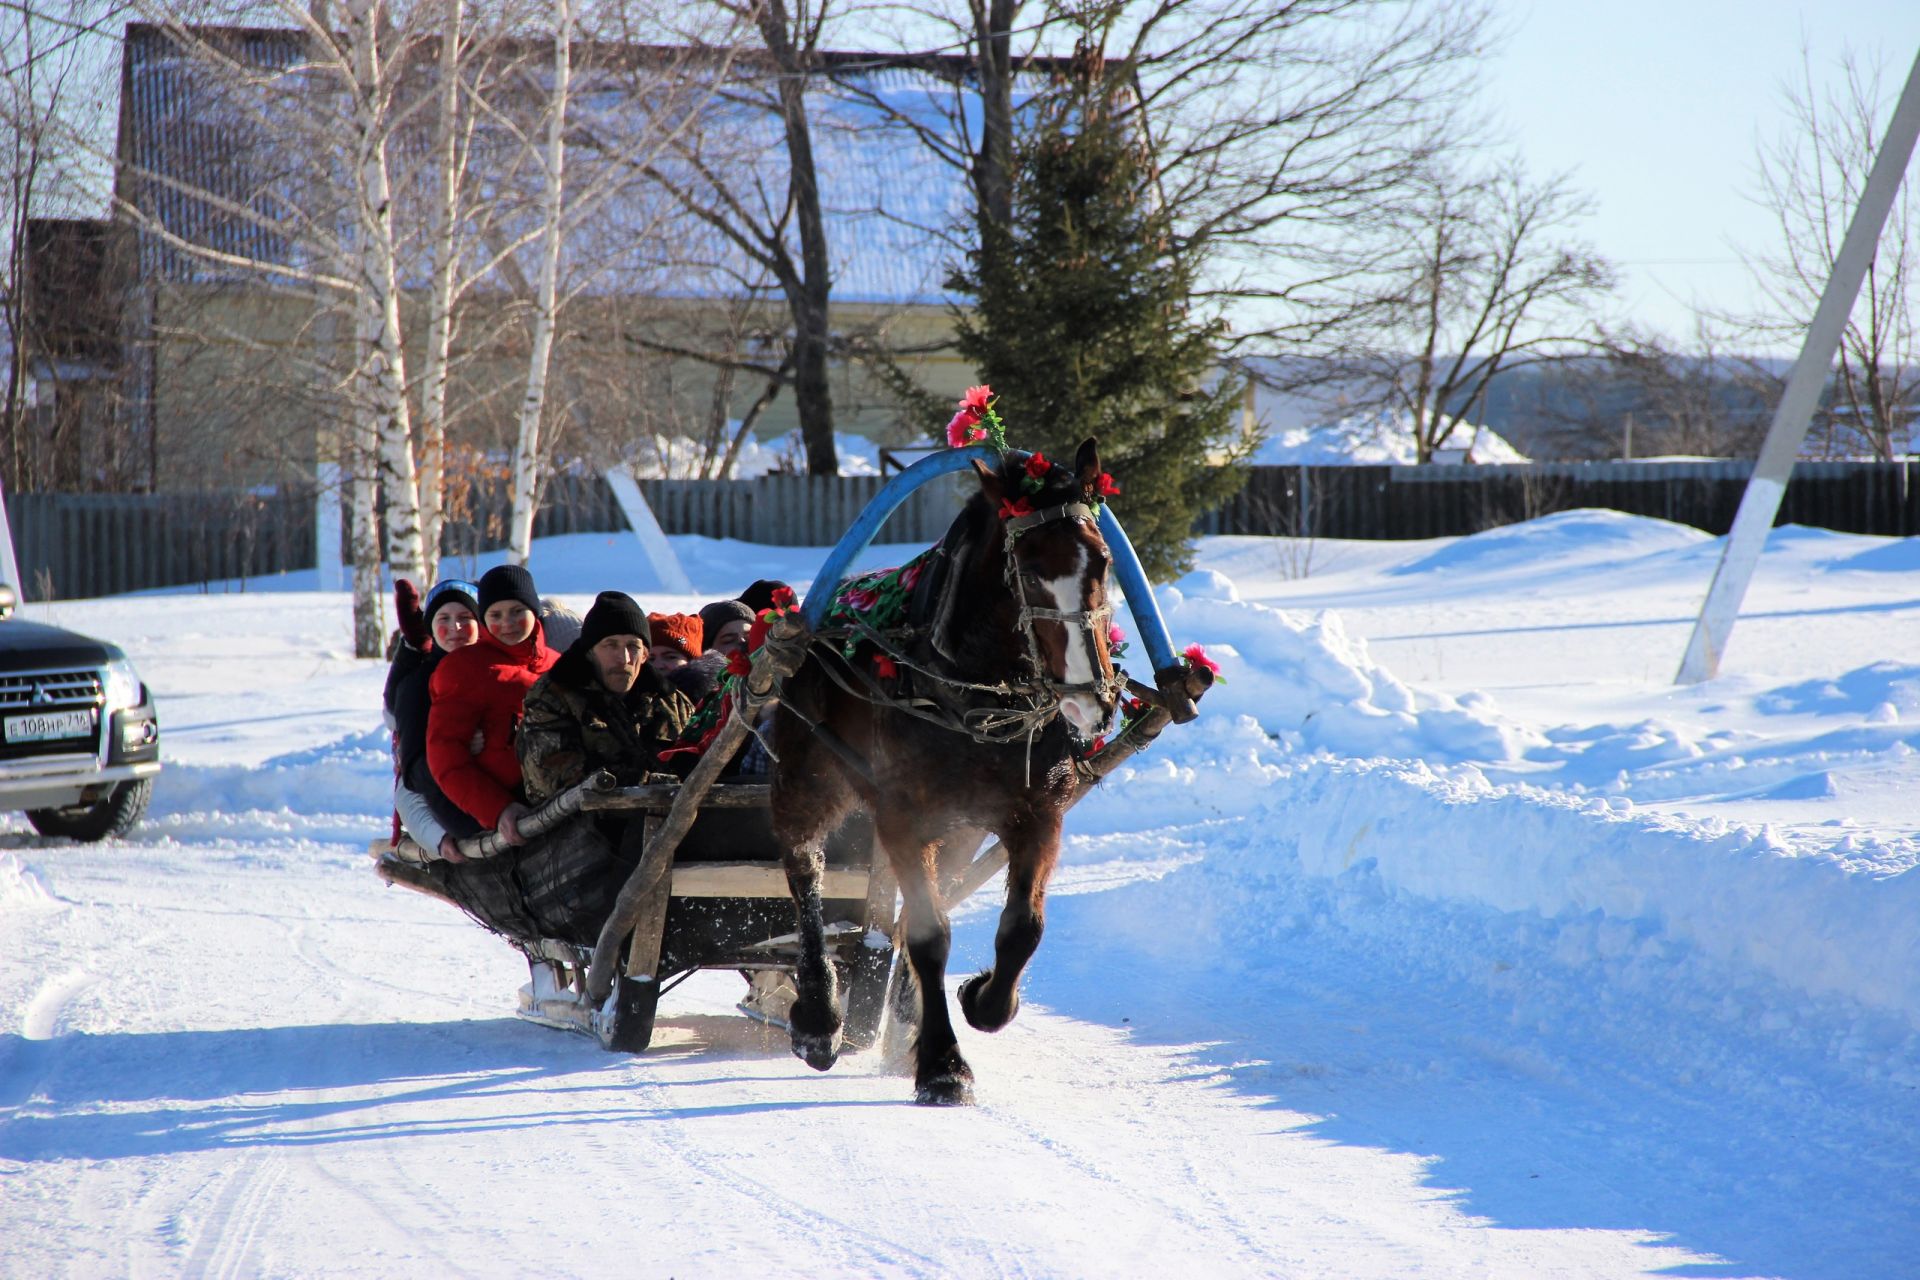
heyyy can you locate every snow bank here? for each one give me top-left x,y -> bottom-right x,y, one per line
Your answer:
1081,744 -> 1920,1056
1094,558 -> 1920,1035
1149,576 -> 1540,764
152,728 -> 394,819
1389,508 -> 1706,577
0,852 -> 57,909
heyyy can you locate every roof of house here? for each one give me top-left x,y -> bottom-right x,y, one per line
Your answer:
116,23 -> 1059,309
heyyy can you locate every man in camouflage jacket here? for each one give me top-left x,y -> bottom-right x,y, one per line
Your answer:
518,591 -> 697,804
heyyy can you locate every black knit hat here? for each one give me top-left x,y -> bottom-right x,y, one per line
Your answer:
579,590 -> 652,648
477,564 -> 540,615
699,598 -> 755,637
739,579 -> 793,613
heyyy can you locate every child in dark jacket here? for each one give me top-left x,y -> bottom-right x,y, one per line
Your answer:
389,578 -> 485,854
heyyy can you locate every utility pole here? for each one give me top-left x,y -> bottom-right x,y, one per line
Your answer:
1676,46 -> 1920,684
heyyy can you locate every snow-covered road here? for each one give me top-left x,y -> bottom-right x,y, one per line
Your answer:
5,517 -> 1918,1277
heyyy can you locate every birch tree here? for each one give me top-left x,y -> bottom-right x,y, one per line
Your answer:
502,0 -> 568,563
98,7 -> 453,652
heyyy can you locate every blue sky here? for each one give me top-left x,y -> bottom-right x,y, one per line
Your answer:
1485,0 -> 1920,350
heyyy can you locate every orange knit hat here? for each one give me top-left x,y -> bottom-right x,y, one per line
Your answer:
647,611 -> 703,657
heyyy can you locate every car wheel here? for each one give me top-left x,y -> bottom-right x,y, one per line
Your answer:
26,778 -> 155,842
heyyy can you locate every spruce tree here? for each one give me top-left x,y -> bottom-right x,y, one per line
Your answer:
946,24 -> 1248,580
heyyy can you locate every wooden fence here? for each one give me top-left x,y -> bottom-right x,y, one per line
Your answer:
10,461 -> 1915,601
6,470 -> 968,601
7,489 -> 315,602
1197,461 -> 1920,541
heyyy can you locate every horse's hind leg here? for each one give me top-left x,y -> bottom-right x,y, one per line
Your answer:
958,823 -> 1059,1033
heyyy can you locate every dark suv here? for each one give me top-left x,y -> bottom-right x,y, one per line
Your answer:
0,583 -> 161,840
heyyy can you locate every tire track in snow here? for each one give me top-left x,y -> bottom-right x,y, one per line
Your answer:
177,1149 -> 288,1280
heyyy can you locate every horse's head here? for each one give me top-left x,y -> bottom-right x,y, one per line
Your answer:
972,439 -> 1122,740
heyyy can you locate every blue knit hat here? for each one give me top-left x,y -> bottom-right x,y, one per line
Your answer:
424,578 -> 479,625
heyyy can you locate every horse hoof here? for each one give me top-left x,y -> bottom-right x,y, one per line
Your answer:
958,973 -> 1019,1033
914,1073 -> 976,1106
791,1027 -> 843,1072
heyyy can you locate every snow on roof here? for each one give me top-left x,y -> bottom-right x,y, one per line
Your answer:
1251,406 -> 1529,466
116,24 -> 1015,308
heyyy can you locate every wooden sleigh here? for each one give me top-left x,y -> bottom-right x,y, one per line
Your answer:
372,444 -> 1210,1055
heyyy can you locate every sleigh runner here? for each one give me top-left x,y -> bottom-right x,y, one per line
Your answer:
373,414 -> 1214,1098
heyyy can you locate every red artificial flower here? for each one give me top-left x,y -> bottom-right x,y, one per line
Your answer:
1024,451 -> 1051,479
1108,622 -> 1126,647
769,585 -> 797,611
746,619 -> 770,652
726,649 -> 752,677
1183,643 -> 1220,677
998,496 -> 1035,521
959,384 -> 993,415
947,410 -> 987,449
872,653 -> 898,679
1096,472 -> 1122,498
1091,735 -> 1107,753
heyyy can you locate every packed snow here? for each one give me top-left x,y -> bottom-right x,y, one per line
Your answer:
4,510 -> 1918,1277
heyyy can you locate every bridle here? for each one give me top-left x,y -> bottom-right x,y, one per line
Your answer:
1001,501 -> 1126,712
786,496 -> 1125,761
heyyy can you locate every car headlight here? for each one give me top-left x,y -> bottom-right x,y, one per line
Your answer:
103,658 -> 144,713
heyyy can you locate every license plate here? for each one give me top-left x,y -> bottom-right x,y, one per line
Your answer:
3,709 -> 95,743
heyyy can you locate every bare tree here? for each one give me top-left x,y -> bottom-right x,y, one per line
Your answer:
842,1 -> 1490,336
1740,45 -> 1919,460
1327,158 -> 1613,463
606,0 -> 843,474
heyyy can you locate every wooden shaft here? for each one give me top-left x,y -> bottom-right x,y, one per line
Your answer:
585,708 -> 751,1002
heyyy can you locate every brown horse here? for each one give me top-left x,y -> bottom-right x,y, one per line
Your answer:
769,440 -> 1122,1104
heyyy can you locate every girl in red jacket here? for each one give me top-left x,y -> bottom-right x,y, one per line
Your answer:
427,564 -> 558,846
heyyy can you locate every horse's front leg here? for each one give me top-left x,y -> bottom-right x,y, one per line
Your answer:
780,838 -> 843,1071
771,737 -> 849,1073
958,815 -> 1061,1033
880,815 -> 973,1105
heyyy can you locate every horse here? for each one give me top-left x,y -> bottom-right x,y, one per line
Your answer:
769,438 -> 1122,1104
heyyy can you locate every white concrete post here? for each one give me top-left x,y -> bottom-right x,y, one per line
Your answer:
316,461 -> 345,593
602,467 -> 694,595
1676,47 -> 1920,684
